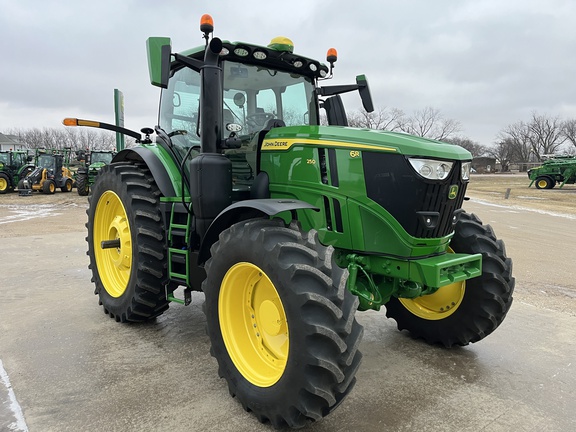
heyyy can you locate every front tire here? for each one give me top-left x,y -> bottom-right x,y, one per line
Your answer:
87,162 -> 170,322
385,212 -> 514,347
43,179 -> 56,194
535,176 -> 554,189
76,174 -> 89,196
203,219 -> 363,428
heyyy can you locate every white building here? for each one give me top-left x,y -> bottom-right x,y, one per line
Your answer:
0,133 -> 27,151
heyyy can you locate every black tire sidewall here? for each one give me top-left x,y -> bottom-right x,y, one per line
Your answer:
204,219 -> 363,426
0,173 -> 9,193
76,174 -> 89,196
536,176 -> 552,189
43,180 -> 55,194
88,165 -> 139,316
205,235 -> 320,408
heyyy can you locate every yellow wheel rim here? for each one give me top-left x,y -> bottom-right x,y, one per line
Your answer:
0,178 -> 7,191
93,191 -> 132,298
537,179 -> 548,188
399,248 -> 465,320
219,263 -> 289,387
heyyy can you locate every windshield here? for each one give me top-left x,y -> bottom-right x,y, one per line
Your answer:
222,61 -> 317,137
0,153 -> 8,164
37,155 -> 56,171
13,153 -> 26,166
91,152 -> 114,164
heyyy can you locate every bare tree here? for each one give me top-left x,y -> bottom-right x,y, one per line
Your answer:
497,121 -> 532,163
347,107 -> 404,130
443,136 -> 486,157
561,118 -> 576,154
526,112 -> 566,159
396,106 -> 461,141
7,127 -> 118,152
488,138 -> 516,168
499,113 -> 567,162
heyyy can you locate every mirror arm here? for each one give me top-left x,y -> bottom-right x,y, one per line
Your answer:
173,53 -> 204,72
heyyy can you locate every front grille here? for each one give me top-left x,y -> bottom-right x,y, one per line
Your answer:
363,153 -> 467,238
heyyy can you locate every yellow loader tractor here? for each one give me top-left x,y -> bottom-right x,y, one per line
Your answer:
19,153 -> 74,194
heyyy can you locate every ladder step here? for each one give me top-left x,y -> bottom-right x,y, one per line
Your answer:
171,223 -> 188,230
170,253 -> 187,265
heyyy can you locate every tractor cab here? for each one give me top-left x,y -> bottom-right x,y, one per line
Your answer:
0,151 -> 9,166
154,33 -> 372,203
159,51 -> 319,195
38,153 -> 59,174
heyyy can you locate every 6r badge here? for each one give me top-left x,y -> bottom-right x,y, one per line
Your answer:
448,185 -> 459,199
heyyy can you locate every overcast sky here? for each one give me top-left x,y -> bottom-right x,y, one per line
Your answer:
1,0 -> 575,145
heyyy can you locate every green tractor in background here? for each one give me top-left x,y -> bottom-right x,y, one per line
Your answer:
0,150 -> 35,194
75,149 -> 116,196
65,14 -> 514,429
528,155 -> 576,189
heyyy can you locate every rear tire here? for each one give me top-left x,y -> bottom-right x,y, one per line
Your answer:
61,178 -> 73,192
76,174 -> 89,196
203,219 -> 363,428
385,211 -> 514,347
0,173 -> 10,194
87,162 -> 170,322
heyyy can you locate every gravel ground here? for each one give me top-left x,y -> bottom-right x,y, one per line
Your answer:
466,172 -> 576,216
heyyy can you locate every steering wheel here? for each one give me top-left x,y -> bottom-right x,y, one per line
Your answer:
246,112 -> 274,129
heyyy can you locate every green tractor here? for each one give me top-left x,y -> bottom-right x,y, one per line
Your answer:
528,155 -> 576,189
64,14 -> 514,428
0,150 -> 35,194
75,149 -> 116,196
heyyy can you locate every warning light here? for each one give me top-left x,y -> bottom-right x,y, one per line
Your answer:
327,48 -> 338,64
200,14 -> 214,34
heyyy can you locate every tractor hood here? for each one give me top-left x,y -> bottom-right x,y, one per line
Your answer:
262,125 -> 472,161
89,162 -> 108,169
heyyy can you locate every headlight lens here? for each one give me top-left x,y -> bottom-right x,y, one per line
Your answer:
461,161 -> 471,180
408,158 -> 453,180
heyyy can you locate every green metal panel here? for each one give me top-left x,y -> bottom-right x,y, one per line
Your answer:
140,143 -> 187,198
114,89 -> 125,151
261,125 -> 472,160
261,125 -> 464,257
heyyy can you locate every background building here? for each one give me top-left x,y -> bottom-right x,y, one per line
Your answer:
0,133 -> 27,151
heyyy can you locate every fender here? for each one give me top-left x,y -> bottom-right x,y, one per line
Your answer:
198,199 -> 319,264
113,148 -> 176,197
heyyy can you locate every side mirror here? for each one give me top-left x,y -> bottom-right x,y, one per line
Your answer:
146,37 -> 172,88
356,75 -> 374,113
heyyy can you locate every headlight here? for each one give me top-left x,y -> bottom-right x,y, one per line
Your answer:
408,158 -> 453,180
461,161 -> 471,180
